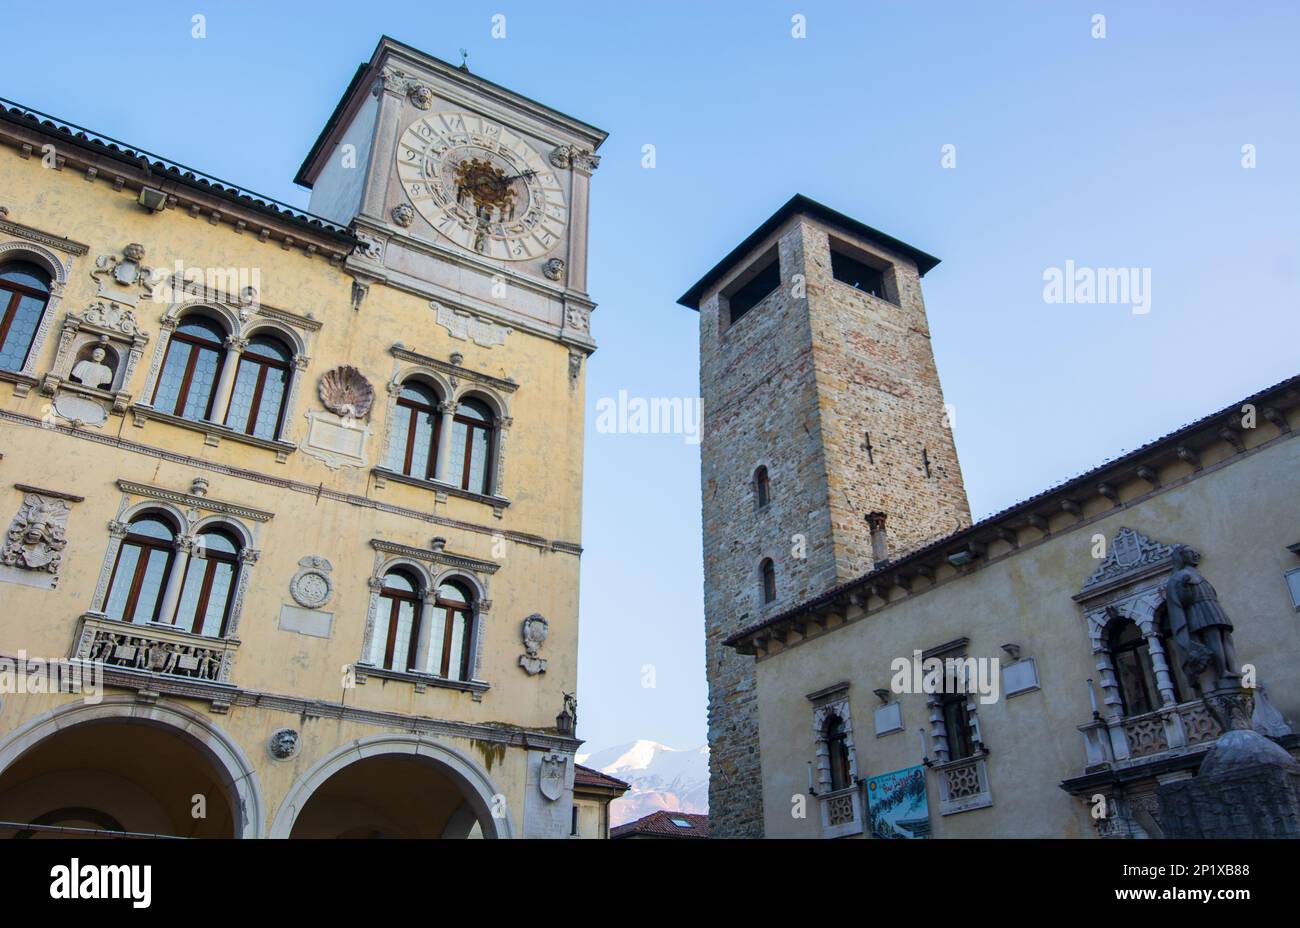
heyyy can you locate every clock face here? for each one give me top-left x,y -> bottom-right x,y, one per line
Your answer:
396,111 -> 567,261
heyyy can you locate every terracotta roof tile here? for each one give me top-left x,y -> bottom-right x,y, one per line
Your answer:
611,810 -> 709,838
573,763 -> 630,792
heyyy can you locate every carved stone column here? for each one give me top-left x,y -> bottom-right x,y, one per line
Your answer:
156,537 -> 193,626
225,548 -> 259,637
1093,647 -> 1125,720
139,316 -> 177,406
1141,621 -> 1179,707
413,594 -> 437,674
19,279 -> 64,380
927,696 -> 950,763
360,68 -> 409,222
279,355 -> 309,443
209,335 -> 246,425
433,401 -> 456,483
91,519 -> 131,613
491,414 -> 512,497
358,576 -> 384,666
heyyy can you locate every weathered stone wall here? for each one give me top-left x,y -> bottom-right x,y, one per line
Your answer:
698,214 -> 969,837
800,222 -> 971,572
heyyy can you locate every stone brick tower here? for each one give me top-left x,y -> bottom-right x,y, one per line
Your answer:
678,196 -> 972,837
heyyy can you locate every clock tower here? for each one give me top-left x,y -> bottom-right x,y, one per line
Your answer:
296,36 -> 603,360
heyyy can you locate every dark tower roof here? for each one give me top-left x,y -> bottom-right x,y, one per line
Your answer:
676,194 -> 941,311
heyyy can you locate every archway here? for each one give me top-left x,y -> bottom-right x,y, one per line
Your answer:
272,735 -> 511,839
0,698 -> 263,838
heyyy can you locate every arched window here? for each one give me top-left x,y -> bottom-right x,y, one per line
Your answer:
173,527 -> 241,638
448,397 -> 495,494
429,579 -> 475,681
372,568 -> 423,672
388,381 -> 442,479
1109,619 -> 1159,716
224,333 -> 291,439
754,466 -> 770,509
103,513 -> 179,624
940,692 -> 975,760
0,261 -> 52,372
1109,616 -> 1182,716
760,558 -> 776,604
152,315 -> 227,420
825,715 -> 853,792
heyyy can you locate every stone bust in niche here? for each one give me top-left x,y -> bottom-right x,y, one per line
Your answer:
70,346 -> 115,391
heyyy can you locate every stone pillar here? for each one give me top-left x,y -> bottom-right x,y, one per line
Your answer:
1142,622 -> 1178,707
434,401 -> 456,483
156,538 -> 192,626
279,355 -> 309,443
210,336 -> 245,425
361,69 -> 407,222
414,597 -> 436,673
927,696 -> 950,763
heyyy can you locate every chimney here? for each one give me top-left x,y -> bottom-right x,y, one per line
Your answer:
867,511 -> 890,568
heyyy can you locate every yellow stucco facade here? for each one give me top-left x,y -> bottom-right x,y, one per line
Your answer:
0,37 -> 605,838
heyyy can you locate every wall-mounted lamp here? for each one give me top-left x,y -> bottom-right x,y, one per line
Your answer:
945,548 -> 975,568
137,186 -> 167,212
1001,643 -> 1021,662
918,728 -> 932,767
873,687 -> 891,704
806,761 -> 818,796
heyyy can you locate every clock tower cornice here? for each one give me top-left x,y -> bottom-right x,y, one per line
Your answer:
297,36 -> 606,191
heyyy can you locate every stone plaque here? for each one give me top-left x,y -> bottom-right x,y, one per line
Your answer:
874,701 -> 904,737
1003,658 -> 1040,698
53,392 -> 109,427
301,410 -> 370,469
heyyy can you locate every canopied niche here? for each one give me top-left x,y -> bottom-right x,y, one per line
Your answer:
40,301 -> 149,425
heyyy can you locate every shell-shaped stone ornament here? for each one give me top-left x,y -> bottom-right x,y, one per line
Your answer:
318,365 -> 375,419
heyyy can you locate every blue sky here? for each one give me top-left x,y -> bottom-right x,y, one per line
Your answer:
3,2 -> 1296,755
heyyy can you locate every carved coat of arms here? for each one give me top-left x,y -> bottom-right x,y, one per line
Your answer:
538,753 -> 568,801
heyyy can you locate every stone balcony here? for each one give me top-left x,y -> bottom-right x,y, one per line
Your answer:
72,613 -> 239,686
1078,696 -> 1226,773
934,752 -> 993,815
818,784 -> 865,838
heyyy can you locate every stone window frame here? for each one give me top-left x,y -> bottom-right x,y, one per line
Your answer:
807,682 -> 864,838
356,541 -> 497,696
752,463 -> 772,512
1282,565 -> 1300,612
373,361 -> 514,514
89,492 -> 265,642
758,556 -> 777,607
0,237 -> 74,392
718,244 -> 782,335
1085,587 -> 1181,722
809,684 -> 860,793
1073,528 -> 1234,769
920,639 -> 995,816
134,298 -> 315,460
824,234 -> 901,307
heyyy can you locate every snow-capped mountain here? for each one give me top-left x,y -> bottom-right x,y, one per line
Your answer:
577,740 -> 709,826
